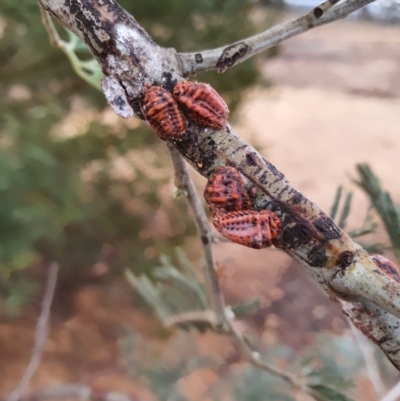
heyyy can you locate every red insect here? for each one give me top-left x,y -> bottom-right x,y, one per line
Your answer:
204,166 -> 281,249
142,86 -> 186,141
173,81 -> 229,130
204,166 -> 251,216
371,254 -> 400,282
213,210 -> 281,249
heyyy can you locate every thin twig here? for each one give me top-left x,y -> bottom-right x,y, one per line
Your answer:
39,4 -> 101,89
167,142 -> 226,324
7,263 -> 59,401
39,4 -> 63,48
164,310 -> 218,327
178,0 -> 375,74
348,319 -> 386,397
167,143 -> 302,390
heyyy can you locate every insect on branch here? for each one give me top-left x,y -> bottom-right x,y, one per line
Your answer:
36,0 -> 400,372
167,143 -> 302,390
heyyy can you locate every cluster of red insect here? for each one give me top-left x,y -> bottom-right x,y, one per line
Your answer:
204,166 -> 281,249
141,81 -> 229,141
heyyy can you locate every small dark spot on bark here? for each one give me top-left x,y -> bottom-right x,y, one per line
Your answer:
115,96 -> 126,107
388,348 -> 400,356
246,152 -> 258,167
201,235 -> 209,245
206,137 -> 216,146
377,335 -> 390,345
313,216 -> 341,240
69,1 -> 81,15
291,192 -> 304,205
129,97 -> 144,119
249,186 -> 258,197
261,157 -> 285,180
308,246 -> 328,267
216,42 -> 249,73
195,53 -> 203,63
230,144 -> 247,156
161,72 -> 177,92
267,200 -> 285,216
280,223 -> 313,248
336,251 -> 354,269
313,7 -> 323,18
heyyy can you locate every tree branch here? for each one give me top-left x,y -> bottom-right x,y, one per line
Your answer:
7,263 -> 59,401
167,143 -> 226,324
178,0 -> 376,74
167,144 -> 302,390
348,319 -> 386,397
37,0 -> 400,371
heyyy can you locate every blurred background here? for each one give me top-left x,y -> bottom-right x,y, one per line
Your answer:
1,0 -> 400,400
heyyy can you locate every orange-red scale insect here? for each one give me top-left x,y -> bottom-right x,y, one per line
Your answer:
214,210 -> 281,249
142,86 -> 186,141
204,166 -> 250,216
204,166 -> 281,249
173,81 -> 229,130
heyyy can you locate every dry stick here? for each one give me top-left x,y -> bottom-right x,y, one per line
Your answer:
168,142 -> 226,324
39,4 -> 60,46
178,0 -> 375,74
7,263 -> 59,401
348,319 -> 386,397
167,143 -> 301,390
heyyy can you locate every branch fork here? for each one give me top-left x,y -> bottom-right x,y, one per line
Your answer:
37,0 -> 400,374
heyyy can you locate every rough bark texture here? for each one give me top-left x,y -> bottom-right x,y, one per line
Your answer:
38,0 -> 400,370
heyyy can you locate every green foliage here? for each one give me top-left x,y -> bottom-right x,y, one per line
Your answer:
119,328 -> 385,401
307,385 -> 355,401
51,29 -> 103,89
119,330 -> 215,401
354,163 -> 400,261
230,298 -> 260,319
331,164 -> 400,257
129,246 -> 400,401
330,184 -> 383,253
330,186 -> 353,230
126,249 -> 208,328
230,365 -> 295,401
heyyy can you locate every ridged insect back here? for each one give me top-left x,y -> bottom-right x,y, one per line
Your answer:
204,166 -> 281,249
142,86 -> 186,140
213,210 -> 281,249
173,81 -> 228,130
204,166 -> 251,216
